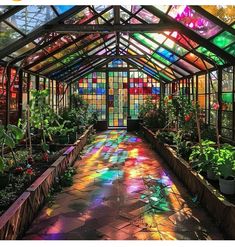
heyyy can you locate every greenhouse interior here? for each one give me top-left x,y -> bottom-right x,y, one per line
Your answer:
0,4 -> 235,241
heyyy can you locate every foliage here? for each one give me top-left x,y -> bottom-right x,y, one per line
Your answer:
212,144 -> 235,179
0,124 -> 24,173
29,89 -> 71,151
139,97 -> 166,130
156,131 -> 176,145
174,133 -> 193,160
201,124 -> 217,141
59,166 -> 76,187
189,140 -> 217,173
59,93 -> 98,135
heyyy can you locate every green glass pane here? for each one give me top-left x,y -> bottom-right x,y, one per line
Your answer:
212,31 -> 235,49
225,43 -> 235,57
222,92 -> 233,103
152,53 -> 171,65
159,72 -> 171,81
133,33 -> 159,50
196,46 -> 225,65
163,39 -> 188,56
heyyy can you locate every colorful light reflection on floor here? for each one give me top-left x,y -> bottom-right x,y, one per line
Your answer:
23,130 -> 223,240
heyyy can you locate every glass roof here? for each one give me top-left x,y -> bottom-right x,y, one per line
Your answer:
0,5 -> 234,83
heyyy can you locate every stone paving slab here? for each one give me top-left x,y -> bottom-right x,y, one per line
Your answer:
22,130 -> 224,240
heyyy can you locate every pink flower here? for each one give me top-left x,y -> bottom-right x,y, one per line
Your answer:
212,102 -> 220,110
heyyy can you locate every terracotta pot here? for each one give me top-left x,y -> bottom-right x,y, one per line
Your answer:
219,177 -> 235,195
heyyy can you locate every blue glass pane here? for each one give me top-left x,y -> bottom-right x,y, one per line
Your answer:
54,5 -> 74,14
152,87 -> 160,94
156,47 -> 178,63
143,66 -> 157,77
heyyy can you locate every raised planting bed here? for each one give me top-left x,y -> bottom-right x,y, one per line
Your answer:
0,125 -> 93,240
140,124 -> 235,239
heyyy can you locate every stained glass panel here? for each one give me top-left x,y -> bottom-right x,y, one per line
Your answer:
201,5 -> 235,25
129,70 -> 160,119
78,72 -> 106,121
212,31 -> 235,49
168,6 -> 222,39
108,71 -> 128,127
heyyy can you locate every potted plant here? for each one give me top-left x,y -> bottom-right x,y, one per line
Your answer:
213,144 -> 235,195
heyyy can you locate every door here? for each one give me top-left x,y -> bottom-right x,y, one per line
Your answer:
108,71 -> 128,127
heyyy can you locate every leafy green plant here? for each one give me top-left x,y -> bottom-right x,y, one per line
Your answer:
212,144 -> 235,179
156,131 -> 176,145
139,97 -> 166,130
0,124 -> 24,170
60,166 -> 76,187
174,133 -> 193,160
30,89 -> 71,151
189,140 -> 217,173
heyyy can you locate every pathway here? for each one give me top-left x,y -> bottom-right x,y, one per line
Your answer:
23,130 -> 223,240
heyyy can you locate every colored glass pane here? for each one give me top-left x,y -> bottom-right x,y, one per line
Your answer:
170,31 -> 198,49
185,53 -> 213,70
108,71 -> 128,126
163,39 -> 188,56
145,33 -> 167,44
170,64 -> 190,76
225,43 -> 235,57
54,5 -> 74,14
168,6 -> 222,38
176,59 -> 200,73
30,57 -> 56,72
65,7 -> 94,24
201,5 -> 235,25
156,47 -> 178,63
78,72 -> 106,121
212,31 -> 235,48
136,9 -> 160,23
196,46 -> 225,65
129,70 -> 160,119
152,52 -> 171,65
7,6 -> 57,34
133,34 -> 159,50
129,38 -> 152,54
10,42 -> 36,58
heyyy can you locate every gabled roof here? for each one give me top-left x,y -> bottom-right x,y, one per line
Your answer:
0,5 -> 234,83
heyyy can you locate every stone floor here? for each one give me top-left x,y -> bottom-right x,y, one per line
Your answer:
23,130 -> 223,240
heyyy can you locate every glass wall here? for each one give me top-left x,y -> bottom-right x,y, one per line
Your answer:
78,72 -> 106,120
129,69 -> 160,119
0,66 -> 6,125
221,66 -> 234,138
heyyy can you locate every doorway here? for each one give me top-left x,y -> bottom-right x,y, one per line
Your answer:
108,71 -> 128,127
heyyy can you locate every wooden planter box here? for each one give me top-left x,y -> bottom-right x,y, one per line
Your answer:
0,125 -> 93,240
141,124 -> 235,239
